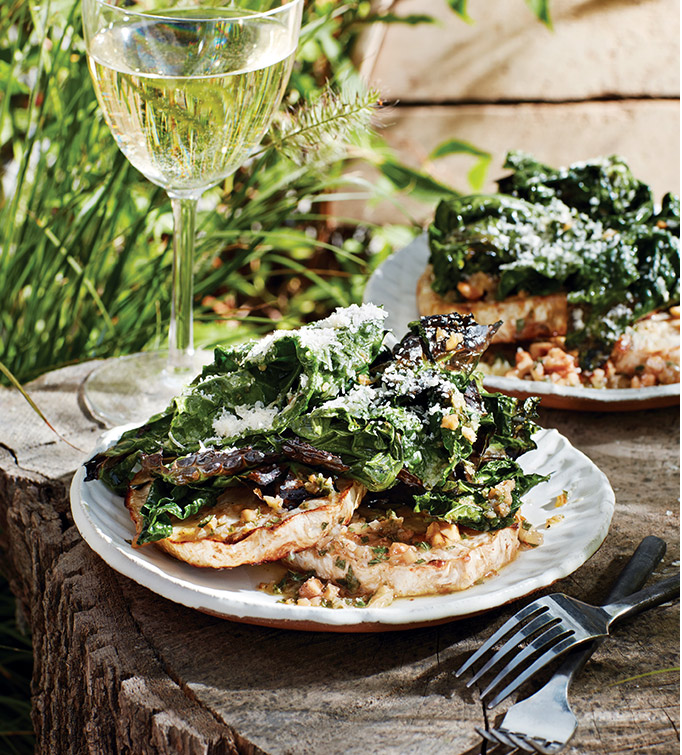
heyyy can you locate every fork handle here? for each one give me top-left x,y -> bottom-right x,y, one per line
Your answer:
556,536 -> 667,683
603,573 -> 680,625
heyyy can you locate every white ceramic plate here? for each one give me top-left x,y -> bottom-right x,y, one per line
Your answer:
364,234 -> 680,411
70,427 -> 614,632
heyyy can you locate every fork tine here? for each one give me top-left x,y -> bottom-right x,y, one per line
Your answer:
466,613 -> 557,688
490,728 -> 535,752
499,731 -> 539,752
486,635 -> 579,708
475,727 -> 501,745
475,727 -> 521,753
529,741 -> 563,755
505,733 -> 550,754
455,602 -> 550,678
474,726 -> 519,755
487,728 -> 519,749
479,623 -> 573,702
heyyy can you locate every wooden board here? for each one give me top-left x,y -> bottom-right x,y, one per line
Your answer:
0,363 -> 679,754
359,0 -> 680,102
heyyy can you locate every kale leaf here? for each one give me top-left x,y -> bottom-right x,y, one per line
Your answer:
135,479 -> 217,545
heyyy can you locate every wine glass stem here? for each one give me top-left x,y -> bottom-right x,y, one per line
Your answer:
168,194 -> 199,371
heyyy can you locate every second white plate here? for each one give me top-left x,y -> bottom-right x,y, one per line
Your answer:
363,234 -> 680,411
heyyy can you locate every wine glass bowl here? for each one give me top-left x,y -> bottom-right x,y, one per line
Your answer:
81,0 -> 303,426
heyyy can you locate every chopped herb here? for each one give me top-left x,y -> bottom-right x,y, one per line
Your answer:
339,565 -> 360,593
521,520 -> 533,530
414,558 -> 426,564
321,521 -> 328,529
368,547 -> 390,565
335,558 -> 347,570
416,541 -> 432,551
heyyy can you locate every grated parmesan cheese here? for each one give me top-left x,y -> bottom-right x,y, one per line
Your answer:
212,401 -> 279,439
321,385 -> 376,415
245,304 -> 386,363
315,303 -> 386,330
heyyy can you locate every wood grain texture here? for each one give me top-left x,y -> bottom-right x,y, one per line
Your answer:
0,363 -> 679,755
360,0 -> 679,102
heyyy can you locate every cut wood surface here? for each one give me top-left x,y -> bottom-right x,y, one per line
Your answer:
333,100 -> 680,225
0,362 -> 679,755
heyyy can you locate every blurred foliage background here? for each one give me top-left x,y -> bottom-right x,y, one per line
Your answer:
0,0 -> 549,750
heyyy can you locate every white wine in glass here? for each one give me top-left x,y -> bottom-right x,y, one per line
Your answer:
82,0 -> 303,426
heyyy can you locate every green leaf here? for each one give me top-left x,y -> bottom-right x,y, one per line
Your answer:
525,0 -> 553,29
467,157 -> 491,191
361,13 -> 439,26
428,139 -> 491,191
445,0 -> 473,24
378,160 -> 460,202
429,139 -> 489,162
136,480 -> 217,545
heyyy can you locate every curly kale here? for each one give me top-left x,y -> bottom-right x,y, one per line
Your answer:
427,152 -> 680,369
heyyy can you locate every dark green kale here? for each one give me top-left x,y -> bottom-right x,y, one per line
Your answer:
135,479 -> 218,545
497,151 -> 655,223
427,152 -> 680,369
88,307 -> 545,541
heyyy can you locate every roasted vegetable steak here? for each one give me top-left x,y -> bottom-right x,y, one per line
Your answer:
425,152 -> 680,372
86,305 -> 545,591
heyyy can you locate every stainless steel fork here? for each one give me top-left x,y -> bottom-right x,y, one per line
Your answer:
456,567 -> 679,710
476,536 -> 668,754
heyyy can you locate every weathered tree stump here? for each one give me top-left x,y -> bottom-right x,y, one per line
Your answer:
0,363 -> 679,754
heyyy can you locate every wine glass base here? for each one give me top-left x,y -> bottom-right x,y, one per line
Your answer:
83,350 -> 213,427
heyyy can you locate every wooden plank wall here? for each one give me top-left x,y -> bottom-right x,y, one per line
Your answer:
342,0 -> 680,224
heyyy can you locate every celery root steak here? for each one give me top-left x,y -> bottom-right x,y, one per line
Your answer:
126,478 -> 365,569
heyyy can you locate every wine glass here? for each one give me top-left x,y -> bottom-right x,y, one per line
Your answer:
81,0 -> 303,426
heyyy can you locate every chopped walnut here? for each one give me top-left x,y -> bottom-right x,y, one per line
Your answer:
426,521 -> 461,548
518,523 -> 544,546
554,491 -> 568,508
298,577 -> 324,600
388,541 -> 419,565
441,413 -> 459,431
545,514 -> 565,528
367,585 -> 394,607
446,333 -> 464,351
